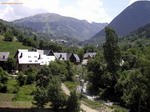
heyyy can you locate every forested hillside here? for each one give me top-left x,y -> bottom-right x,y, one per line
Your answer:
0,19 -> 77,55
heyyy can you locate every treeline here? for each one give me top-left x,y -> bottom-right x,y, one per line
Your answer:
87,27 -> 150,111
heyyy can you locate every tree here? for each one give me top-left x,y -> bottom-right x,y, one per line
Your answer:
83,45 -> 97,53
103,27 -> 121,97
66,91 -> 81,112
22,37 -> 36,47
33,87 -> 48,108
4,57 -> 15,73
118,70 -> 148,111
17,33 -> 24,42
3,31 -> 13,42
103,27 -> 121,74
66,61 -> 75,81
34,66 -> 66,109
77,48 -> 84,61
0,67 -> 8,84
0,67 -> 8,93
49,61 -> 67,81
25,67 -> 37,84
47,77 -> 66,110
36,66 -> 51,88
87,52 -> 106,94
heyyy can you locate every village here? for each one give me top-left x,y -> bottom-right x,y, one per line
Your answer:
0,49 -> 96,72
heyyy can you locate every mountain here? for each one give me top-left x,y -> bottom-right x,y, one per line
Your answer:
13,13 -> 108,41
90,1 -> 150,43
129,22 -> 150,39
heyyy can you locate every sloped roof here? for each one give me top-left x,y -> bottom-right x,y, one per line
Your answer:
0,52 -> 10,61
33,49 -> 54,56
54,53 -> 68,61
83,52 -> 96,59
73,54 -> 80,62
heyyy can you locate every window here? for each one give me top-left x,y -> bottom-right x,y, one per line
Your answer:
29,60 -> 32,62
28,56 -> 31,58
34,56 -> 37,58
2,55 -> 5,59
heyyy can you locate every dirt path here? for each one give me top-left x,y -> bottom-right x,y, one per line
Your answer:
61,83 -> 98,112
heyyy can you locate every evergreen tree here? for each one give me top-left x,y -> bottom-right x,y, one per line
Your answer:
103,27 -> 121,74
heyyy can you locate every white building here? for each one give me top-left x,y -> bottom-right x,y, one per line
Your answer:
15,49 -> 55,71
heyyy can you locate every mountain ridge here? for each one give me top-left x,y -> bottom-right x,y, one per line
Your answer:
13,13 -> 108,41
90,1 -> 150,43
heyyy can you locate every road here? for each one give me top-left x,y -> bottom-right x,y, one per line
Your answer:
61,83 -> 98,112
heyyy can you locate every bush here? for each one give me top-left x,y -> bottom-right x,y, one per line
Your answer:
17,72 -> 26,86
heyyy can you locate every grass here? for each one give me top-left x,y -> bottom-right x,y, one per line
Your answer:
0,93 -> 15,101
82,97 -> 103,109
7,78 -> 18,93
0,78 -> 36,108
0,93 -> 33,108
64,81 -> 78,92
0,101 -> 33,108
111,105 -> 129,112
14,84 -> 36,101
0,39 -> 31,57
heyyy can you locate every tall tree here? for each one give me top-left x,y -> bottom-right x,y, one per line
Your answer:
103,27 -> 121,74
101,27 -> 121,100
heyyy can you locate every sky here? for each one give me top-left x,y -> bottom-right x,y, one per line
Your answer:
0,0 -> 147,23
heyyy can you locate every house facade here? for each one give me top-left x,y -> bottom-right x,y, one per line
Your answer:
0,52 -> 10,62
15,49 -> 55,71
0,52 -> 10,67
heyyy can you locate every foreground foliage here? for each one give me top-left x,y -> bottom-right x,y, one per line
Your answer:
87,27 -> 150,111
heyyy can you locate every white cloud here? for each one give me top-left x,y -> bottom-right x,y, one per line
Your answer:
57,0 -> 111,22
129,0 -> 139,4
0,0 -> 110,23
129,0 -> 150,5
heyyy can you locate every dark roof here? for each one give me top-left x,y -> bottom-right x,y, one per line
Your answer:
54,53 -> 68,60
72,54 -> 80,62
0,52 -> 10,61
